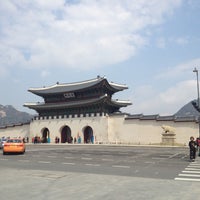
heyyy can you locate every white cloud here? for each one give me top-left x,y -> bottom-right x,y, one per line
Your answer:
40,70 -> 51,78
156,58 -> 200,80
156,37 -> 166,48
0,0 -> 182,74
122,56 -> 200,115
156,36 -> 189,49
125,79 -> 196,115
174,37 -> 189,45
159,80 -> 196,105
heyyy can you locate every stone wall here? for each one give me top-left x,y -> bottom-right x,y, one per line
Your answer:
0,114 -> 198,146
0,124 -> 30,139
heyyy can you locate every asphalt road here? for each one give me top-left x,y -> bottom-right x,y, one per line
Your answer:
0,144 -> 200,200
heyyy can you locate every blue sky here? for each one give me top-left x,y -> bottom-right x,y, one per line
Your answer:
0,0 -> 200,115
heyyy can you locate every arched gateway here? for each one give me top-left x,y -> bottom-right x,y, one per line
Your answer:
41,127 -> 50,143
61,126 -> 72,143
84,126 -> 94,143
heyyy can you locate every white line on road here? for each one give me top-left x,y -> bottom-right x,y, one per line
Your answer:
64,156 -> 73,159
81,157 -> 92,160
168,153 -> 180,159
185,168 -> 200,171
159,154 -> 173,157
175,177 -> 200,182
182,170 -> 200,174
145,161 -> 155,164
179,174 -> 200,177
101,158 -> 114,161
152,157 -> 166,160
47,156 -> 57,158
188,166 -> 200,168
190,163 -> 200,165
38,161 -> 51,164
112,165 -> 130,169
18,160 -> 30,162
188,163 -> 200,166
0,158 -> 8,161
85,163 -> 100,167
62,162 -> 75,165
81,154 -> 91,156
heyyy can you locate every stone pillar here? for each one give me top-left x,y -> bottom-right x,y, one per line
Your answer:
161,132 -> 176,145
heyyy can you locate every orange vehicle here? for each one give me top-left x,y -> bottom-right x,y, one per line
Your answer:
3,138 -> 25,155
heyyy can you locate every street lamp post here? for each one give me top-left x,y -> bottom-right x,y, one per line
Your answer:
193,67 -> 200,156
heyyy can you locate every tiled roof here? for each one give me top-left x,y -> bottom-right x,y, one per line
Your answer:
28,76 -> 128,96
24,95 -> 131,110
125,114 -> 198,122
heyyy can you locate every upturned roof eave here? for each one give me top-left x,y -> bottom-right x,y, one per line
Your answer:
24,96 -> 131,110
28,76 -> 128,96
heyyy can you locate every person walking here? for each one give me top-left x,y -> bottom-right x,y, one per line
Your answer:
189,136 -> 197,162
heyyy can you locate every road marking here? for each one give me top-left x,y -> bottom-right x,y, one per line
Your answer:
118,152 -> 128,155
160,154 -> 173,157
81,154 -> 91,156
0,158 -> 8,161
175,177 -> 200,182
168,153 -> 180,159
190,162 -> 200,165
38,161 -> 51,164
182,170 -> 200,173
179,174 -> 200,177
47,155 -> 57,158
64,156 -> 73,159
85,163 -> 100,167
175,160 -> 200,182
145,161 -> 155,164
101,158 -> 114,161
62,162 -> 75,165
188,165 -> 200,168
185,167 -> 200,171
18,160 -> 30,162
152,157 -> 166,160
81,157 -> 92,160
112,165 -> 130,169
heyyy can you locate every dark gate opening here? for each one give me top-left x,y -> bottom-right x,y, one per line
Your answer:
61,126 -> 72,143
84,126 -> 94,143
42,128 -> 50,143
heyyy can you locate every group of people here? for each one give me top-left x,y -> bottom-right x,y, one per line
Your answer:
54,136 -> 82,144
189,136 -> 200,161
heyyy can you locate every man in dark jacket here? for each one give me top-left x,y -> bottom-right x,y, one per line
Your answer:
189,136 -> 196,161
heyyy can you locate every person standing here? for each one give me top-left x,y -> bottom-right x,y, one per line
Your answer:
196,137 -> 200,156
189,136 -> 197,161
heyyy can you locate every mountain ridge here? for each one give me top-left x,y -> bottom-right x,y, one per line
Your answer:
0,104 -> 33,126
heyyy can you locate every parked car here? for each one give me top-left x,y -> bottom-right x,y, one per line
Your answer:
0,138 -> 7,149
3,138 -> 25,155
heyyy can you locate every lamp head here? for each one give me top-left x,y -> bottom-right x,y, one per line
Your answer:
193,67 -> 198,73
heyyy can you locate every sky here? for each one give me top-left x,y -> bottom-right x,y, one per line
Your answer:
0,0 -> 200,116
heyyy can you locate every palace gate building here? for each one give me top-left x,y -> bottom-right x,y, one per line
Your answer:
24,76 -> 132,143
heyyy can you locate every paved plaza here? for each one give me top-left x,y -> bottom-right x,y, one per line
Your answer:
0,145 -> 200,200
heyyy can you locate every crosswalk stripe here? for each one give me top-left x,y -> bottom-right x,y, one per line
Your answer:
179,174 -> 200,177
175,158 -> 200,182
185,167 -> 200,171
187,165 -> 200,168
182,170 -> 200,173
175,177 -> 200,182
